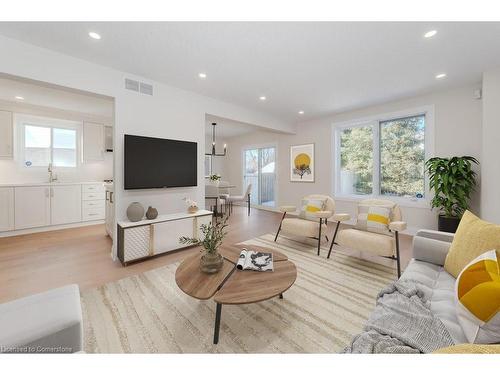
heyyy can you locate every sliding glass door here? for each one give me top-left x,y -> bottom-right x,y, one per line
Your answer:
243,147 -> 276,207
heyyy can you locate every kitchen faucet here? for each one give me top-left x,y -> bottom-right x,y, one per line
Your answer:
48,163 -> 58,183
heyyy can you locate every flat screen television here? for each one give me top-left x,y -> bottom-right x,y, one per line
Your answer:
124,134 -> 197,189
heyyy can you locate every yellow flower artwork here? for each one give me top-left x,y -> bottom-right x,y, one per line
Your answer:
290,143 -> 314,182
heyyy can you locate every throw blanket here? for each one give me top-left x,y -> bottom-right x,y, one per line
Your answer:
343,280 -> 454,353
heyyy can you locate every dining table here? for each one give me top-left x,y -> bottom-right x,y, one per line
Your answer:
205,184 -> 236,218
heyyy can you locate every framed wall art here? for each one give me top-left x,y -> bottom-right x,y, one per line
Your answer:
290,143 -> 314,182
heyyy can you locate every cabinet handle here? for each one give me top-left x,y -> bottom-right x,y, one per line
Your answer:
110,191 -> 113,204
106,191 -> 109,201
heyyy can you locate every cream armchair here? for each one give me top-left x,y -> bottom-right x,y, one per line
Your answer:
274,195 -> 335,256
327,199 -> 407,277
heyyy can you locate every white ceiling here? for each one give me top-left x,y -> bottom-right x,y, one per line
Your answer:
1,22 -> 500,122
0,74 -> 114,118
205,114 -> 281,138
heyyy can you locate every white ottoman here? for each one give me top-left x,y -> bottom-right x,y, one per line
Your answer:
0,284 -> 83,353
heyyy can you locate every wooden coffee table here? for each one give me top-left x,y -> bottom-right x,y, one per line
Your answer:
175,244 -> 297,344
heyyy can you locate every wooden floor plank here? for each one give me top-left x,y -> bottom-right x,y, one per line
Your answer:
0,206 -> 413,303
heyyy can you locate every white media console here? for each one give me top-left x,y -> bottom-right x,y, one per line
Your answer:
117,209 -> 212,265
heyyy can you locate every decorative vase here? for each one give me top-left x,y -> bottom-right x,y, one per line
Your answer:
127,202 -> 144,222
200,251 -> 223,274
188,205 -> 199,214
146,206 -> 158,220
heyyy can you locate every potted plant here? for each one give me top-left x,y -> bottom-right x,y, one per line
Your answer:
425,156 -> 479,233
209,174 -> 221,186
179,218 -> 227,273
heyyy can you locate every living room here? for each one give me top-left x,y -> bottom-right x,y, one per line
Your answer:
1,2 -> 500,374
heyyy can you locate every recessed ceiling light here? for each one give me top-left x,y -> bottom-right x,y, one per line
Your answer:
424,30 -> 437,38
435,73 -> 447,79
298,111 -> 304,115
88,32 -> 101,40
259,96 -> 266,101
15,96 -> 24,100
198,73 -> 207,79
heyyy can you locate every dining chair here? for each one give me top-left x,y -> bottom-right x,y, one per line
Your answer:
218,181 -> 231,215
205,184 -> 226,218
226,184 -> 252,216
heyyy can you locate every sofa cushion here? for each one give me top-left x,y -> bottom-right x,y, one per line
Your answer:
444,210 -> 500,278
337,228 -> 395,257
455,250 -> 500,344
0,284 -> 83,353
401,259 -> 467,344
281,217 -> 327,238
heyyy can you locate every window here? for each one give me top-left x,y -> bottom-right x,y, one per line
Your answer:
336,110 -> 429,200
19,116 -> 79,168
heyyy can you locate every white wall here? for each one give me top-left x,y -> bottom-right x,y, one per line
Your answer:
480,67 -> 500,223
0,99 -> 113,184
0,35 -> 294,257
222,84 -> 483,232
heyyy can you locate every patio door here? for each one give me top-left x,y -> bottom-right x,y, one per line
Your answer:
243,147 -> 276,207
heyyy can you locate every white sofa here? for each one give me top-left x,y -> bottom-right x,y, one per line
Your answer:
402,229 -> 467,343
0,284 -> 83,353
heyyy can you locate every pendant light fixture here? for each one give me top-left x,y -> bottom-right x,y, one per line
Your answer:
205,122 -> 227,157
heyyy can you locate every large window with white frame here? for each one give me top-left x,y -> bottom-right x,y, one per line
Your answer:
17,115 -> 80,168
335,108 -> 431,201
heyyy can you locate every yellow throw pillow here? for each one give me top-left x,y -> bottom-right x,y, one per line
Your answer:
299,198 -> 326,221
455,250 -> 500,344
433,344 -> 500,354
444,210 -> 500,278
366,206 -> 391,235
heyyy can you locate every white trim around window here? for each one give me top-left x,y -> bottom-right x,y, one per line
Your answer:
15,114 -> 82,169
332,105 -> 435,208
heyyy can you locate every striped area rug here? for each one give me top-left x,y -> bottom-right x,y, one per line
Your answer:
81,234 -> 396,353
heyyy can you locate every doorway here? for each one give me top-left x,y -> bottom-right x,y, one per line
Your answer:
243,146 -> 276,207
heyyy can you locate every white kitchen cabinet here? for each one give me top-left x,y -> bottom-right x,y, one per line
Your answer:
51,185 -> 82,225
0,187 -> 14,231
15,186 -> 51,230
104,125 -> 113,152
83,121 -> 104,161
105,187 -> 114,238
0,110 -> 13,158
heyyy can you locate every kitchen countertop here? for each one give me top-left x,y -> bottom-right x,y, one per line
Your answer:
0,181 -> 107,187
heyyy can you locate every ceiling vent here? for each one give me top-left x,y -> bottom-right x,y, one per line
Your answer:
125,78 -> 139,92
140,82 -> 153,96
125,78 -> 153,96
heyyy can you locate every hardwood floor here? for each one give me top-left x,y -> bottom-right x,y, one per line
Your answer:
0,206 -> 413,303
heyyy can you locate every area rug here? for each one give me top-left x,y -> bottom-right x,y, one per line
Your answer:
81,234 -> 396,353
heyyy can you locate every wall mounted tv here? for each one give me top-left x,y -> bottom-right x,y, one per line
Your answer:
124,134 -> 197,190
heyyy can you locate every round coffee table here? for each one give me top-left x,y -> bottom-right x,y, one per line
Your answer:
175,244 -> 297,344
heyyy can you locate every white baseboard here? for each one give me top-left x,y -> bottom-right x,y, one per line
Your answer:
0,220 -> 105,238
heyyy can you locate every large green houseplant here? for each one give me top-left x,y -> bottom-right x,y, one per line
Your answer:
425,156 -> 479,233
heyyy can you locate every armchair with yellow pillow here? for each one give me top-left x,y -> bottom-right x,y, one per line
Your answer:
274,194 -> 335,256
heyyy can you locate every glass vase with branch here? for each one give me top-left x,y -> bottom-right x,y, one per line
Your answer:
179,218 -> 228,273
